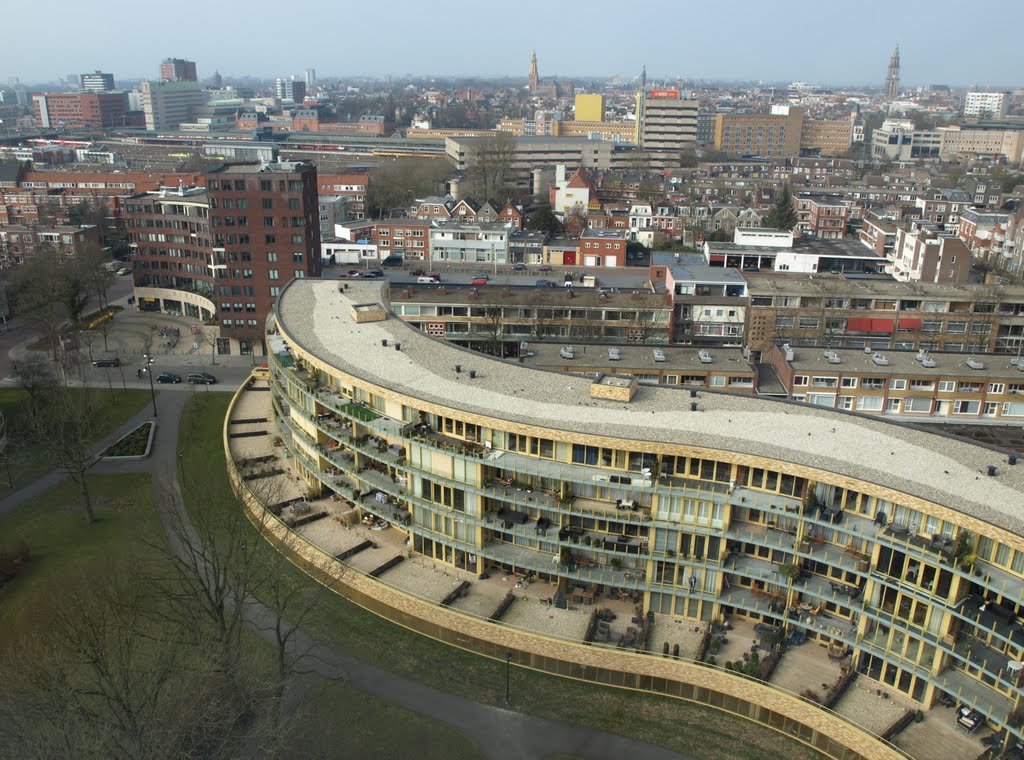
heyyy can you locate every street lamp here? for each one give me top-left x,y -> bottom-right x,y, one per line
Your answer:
505,651 -> 513,704
143,353 -> 157,417
177,451 -> 184,485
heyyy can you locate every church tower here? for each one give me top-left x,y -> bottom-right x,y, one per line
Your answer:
640,65 -> 647,91
885,45 -> 900,100
529,51 -> 538,92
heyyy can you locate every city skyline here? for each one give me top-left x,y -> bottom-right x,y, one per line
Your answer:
2,0 -> 1022,88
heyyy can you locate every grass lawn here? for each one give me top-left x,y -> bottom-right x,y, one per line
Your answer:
181,393 -> 825,760
291,678 -> 485,760
0,388 -> 154,495
0,472 -> 160,653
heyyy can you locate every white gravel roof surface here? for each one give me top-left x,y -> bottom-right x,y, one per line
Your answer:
276,280 -> 1024,536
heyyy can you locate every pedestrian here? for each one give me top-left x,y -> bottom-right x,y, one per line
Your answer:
136,368 -> 142,379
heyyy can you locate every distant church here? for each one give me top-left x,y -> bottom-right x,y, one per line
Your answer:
528,51 -> 572,98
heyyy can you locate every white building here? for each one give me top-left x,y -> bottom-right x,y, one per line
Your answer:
318,195 -> 351,236
628,204 -> 653,241
428,223 -> 509,265
141,81 -> 205,131
963,91 -> 1008,118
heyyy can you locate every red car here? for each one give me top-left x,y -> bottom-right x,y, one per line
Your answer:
469,277 -> 488,286
344,269 -> 362,278
538,264 -> 552,272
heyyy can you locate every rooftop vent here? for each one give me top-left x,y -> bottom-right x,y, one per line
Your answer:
872,352 -> 889,366
653,349 -> 666,363
698,350 -> 713,364
921,357 -> 937,368
824,350 -> 841,364
559,346 -> 575,360
608,347 -> 621,361
966,358 -> 985,370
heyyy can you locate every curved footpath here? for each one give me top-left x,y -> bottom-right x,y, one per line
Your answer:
0,387 -> 692,760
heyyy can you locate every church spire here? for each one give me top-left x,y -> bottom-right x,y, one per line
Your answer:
885,44 -> 900,100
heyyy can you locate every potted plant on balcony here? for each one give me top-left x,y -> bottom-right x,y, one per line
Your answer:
778,562 -> 801,582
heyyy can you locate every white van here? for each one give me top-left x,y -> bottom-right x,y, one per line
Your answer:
417,276 -> 440,284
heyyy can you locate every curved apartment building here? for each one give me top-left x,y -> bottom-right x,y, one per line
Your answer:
264,278 -> 1024,754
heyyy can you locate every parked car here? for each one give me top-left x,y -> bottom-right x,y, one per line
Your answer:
186,372 -> 217,385
535,279 -> 557,288
538,264 -> 552,272
156,372 -> 182,384
369,519 -> 390,531
471,273 -> 490,281
363,269 -> 384,278
93,357 -> 120,368
410,268 -> 426,277
344,269 -> 362,278
511,263 -> 526,271
381,254 -> 404,267
469,277 -> 488,286
417,276 -> 440,284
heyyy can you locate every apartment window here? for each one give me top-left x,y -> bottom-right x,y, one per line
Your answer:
263,216 -> 275,227
292,252 -> 303,263
260,180 -> 272,191
857,396 -> 884,411
233,180 -> 246,191
946,321 -> 967,334
988,383 -> 1005,394
890,379 -> 907,391
268,269 -> 279,280
953,400 -> 980,415
840,377 -> 857,389
839,396 -> 854,410
265,234 -> 276,244
242,269 -> 253,279
904,397 -> 932,413
269,286 -> 280,297
938,381 -> 956,392
262,198 -> 273,210
288,198 -> 300,211
292,234 -> 304,244
793,375 -> 808,387
294,270 -> 304,279
267,252 -> 278,262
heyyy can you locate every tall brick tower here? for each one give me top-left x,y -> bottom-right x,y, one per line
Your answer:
885,45 -> 900,100
529,51 -> 538,93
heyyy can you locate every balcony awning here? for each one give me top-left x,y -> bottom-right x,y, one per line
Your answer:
897,318 -> 923,330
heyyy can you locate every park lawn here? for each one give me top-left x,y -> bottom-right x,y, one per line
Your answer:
291,678 -> 485,760
179,393 -> 824,760
0,388 -> 155,495
0,472 -> 160,653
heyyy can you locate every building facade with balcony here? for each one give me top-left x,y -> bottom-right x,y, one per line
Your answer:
126,161 -> 320,355
265,278 -> 1024,750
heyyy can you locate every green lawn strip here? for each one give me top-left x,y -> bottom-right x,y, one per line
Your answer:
0,388 -> 155,494
181,393 -> 823,760
102,421 -> 154,457
291,678 -> 486,760
0,472 -> 160,652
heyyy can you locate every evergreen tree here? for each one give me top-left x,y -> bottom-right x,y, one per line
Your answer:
766,184 -> 797,231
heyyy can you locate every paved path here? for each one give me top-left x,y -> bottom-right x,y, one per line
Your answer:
2,382 -> 691,760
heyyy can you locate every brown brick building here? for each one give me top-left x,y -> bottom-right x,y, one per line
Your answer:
125,162 -> 320,356
32,92 -> 128,129
206,162 -> 321,350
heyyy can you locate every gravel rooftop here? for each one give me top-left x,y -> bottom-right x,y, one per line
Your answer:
274,280 -> 1024,537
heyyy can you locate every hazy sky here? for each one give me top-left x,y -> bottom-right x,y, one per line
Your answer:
3,0 -> 1021,88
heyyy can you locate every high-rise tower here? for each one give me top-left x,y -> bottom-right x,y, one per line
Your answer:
529,51 -> 538,92
885,45 -> 900,100
640,65 -> 647,90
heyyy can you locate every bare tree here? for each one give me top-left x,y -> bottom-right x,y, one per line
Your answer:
22,385 -> 105,523
0,557 -> 287,760
9,249 -> 70,361
202,329 -> 220,366
11,354 -> 57,410
77,242 -> 116,312
467,132 -> 516,200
